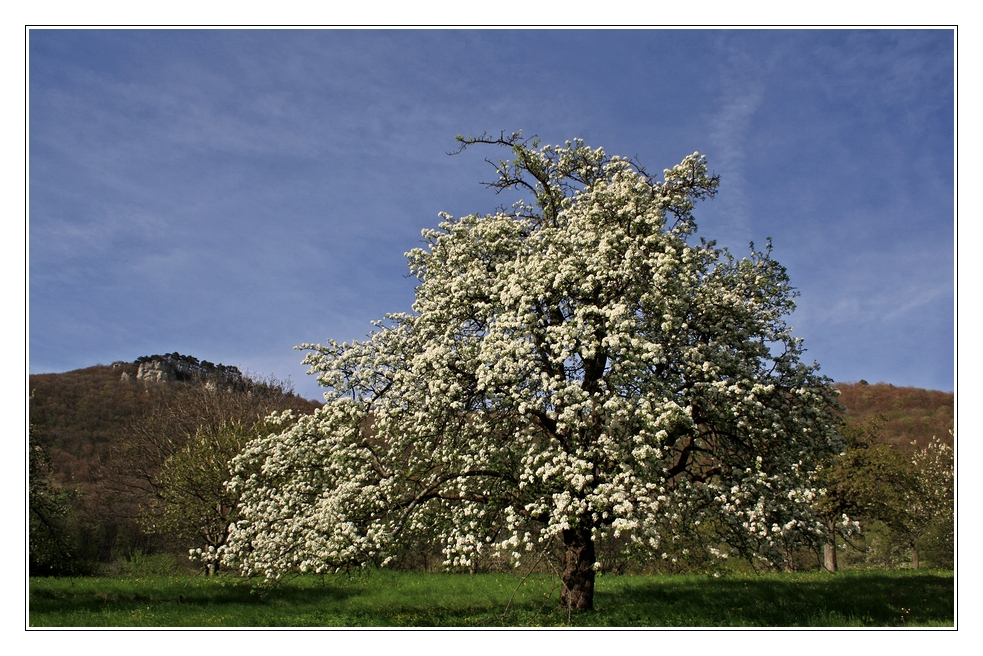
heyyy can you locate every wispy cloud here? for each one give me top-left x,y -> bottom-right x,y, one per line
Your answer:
29,30 -> 954,398
705,36 -> 769,241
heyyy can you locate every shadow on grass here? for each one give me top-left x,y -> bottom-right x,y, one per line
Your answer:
29,574 -> 361,626
591,571 -> 953,627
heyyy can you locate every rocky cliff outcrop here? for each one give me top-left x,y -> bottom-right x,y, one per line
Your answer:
121,353 -> 244,387
136,360 -> 177,383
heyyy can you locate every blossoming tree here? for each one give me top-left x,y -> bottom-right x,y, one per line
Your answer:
223,133 -> 841,610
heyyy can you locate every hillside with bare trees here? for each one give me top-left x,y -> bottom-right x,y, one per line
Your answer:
835,381 -> 953,450
29,355 -> 320,574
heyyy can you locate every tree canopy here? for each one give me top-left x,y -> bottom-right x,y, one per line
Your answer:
222,133 -> 841,609
816,417 -> 953,571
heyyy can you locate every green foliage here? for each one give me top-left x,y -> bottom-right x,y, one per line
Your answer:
819,416 -> 916,528
29,570 -> 953,627
142,423 -> 248,545
140,419 -> 288,572
817,417 -> 954,570
819,384 -> 954,572
29,422 -> 88,576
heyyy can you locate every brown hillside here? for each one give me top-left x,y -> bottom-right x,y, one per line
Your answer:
29,359 -> 323,565
29,364 -> 321,488
835,381 -> 953,451
30,364 -> 152,488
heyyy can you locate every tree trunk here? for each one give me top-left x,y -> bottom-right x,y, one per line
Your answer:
912,545 -> 919,570
560,527 -> 595,611
824,542 -> 837,572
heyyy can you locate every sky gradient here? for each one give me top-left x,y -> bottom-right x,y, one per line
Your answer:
29,29 -> 955,401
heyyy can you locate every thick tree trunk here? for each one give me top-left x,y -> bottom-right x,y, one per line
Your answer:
560,527 -> 595,611
823,542 -> 837,572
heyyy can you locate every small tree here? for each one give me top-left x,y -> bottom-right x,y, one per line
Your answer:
104,374 -> 315,558
223,133 -> 841,609
817,419 -> 954,571
815,416 -> 903,572
141,421 -> 254,574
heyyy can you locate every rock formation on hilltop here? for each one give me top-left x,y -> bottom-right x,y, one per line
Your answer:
118,352 -> 245,387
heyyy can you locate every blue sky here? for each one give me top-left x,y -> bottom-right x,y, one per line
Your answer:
28,29 -> 955,400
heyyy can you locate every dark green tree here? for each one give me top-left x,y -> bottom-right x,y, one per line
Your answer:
29,422 -> 85,575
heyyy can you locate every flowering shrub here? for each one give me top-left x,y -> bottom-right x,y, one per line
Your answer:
222,133 -> 841,609
906,435 -> 954,568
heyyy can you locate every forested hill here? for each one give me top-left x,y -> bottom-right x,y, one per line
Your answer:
835,381 -> 953,450
30,359 -> 321,489
29,356 -> 322,570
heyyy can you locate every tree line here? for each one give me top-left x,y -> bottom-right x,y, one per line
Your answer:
30,377 -> 952,578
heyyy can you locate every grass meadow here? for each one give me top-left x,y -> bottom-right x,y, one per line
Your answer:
29,568 -> 953,627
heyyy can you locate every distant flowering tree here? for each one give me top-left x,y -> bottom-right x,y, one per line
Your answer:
907,435 -> 954,568
223,133 -> 841,610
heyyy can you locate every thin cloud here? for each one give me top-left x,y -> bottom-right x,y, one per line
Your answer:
29,30 -> 955,399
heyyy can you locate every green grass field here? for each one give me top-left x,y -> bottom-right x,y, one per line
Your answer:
29,569 -> 954,627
